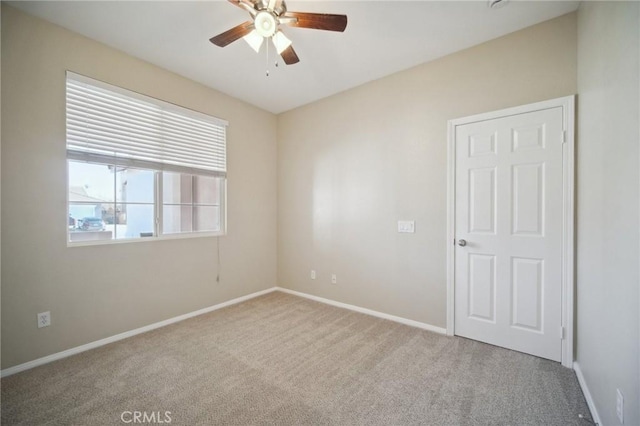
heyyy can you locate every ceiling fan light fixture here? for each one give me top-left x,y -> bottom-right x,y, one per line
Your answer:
243,30 -> 264,53
254,11 -> 277,38
273,31 -> 292,54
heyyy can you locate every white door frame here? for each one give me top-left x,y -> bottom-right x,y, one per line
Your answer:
446,95 -> 575,368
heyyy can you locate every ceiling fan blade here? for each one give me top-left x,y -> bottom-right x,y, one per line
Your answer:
280,45 -> 300,65
227,0 -> 257,16
210,21 -> 255,47
282,12 -> 347,32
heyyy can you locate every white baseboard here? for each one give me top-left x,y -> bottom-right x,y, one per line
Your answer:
2,286 -> 445,378
1,287 -> 278,378
276,287 -> 447,335
573,362 -> 602,425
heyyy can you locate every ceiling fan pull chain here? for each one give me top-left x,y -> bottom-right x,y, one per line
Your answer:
272,35 -> 279,68
265,37 -> 270,77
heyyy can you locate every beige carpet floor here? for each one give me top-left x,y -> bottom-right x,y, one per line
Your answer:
2,291 -> 591,425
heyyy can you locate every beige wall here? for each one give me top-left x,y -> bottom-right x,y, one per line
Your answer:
277,13 -> 577,327
576,2 -> 639,425
1,5 -> 278,369
3,7 -> 638,421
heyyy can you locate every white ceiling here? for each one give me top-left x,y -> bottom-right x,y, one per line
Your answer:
9,1 -> 579,114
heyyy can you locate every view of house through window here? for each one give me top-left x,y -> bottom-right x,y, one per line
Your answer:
68,161 -> 223,242
163,173 -> 222,234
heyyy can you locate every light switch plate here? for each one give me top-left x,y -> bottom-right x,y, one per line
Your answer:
397,220 -> 415,233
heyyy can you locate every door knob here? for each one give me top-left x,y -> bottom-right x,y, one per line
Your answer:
458,239 -> 467,247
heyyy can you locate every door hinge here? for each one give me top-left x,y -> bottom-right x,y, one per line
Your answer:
562,130 -> 567,144
560,326 -> 565,340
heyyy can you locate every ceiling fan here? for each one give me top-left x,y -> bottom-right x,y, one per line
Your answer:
210,0 -> 347,65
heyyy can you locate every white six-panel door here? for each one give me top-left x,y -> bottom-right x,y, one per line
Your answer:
453,106 -> 565,362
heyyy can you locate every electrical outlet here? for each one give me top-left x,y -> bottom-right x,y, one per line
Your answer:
616,389 -> 624,424
310,270 -> 316,280
37,311 -> 51,328
331,274 -> 337,284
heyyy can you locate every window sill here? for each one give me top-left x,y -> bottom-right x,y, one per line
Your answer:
67,230 -> 225,248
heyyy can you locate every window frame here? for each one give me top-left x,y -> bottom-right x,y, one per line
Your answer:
67,161 -> 227,247
66,72 -> 228,247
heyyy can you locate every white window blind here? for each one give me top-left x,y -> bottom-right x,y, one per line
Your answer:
66,72 -> 228,177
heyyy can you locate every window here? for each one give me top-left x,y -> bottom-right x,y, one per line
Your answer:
66,72 -> 228,244
162,173 -> 223,234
